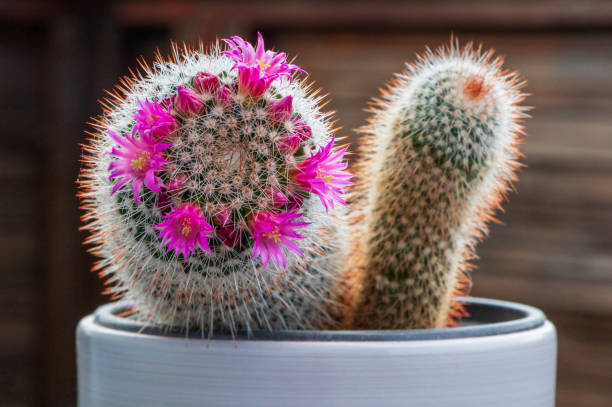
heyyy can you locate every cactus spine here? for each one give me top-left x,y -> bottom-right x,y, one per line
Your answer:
344,42 -> 527,329
79,38 -> 352,335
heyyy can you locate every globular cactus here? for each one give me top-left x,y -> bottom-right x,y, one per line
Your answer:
343,41 -> 527,329
79,34 -> 352,335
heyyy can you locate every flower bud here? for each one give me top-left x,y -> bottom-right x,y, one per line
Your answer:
217,225 -> 240,248
193,71 -> 220,94
277,133 -> 301,154
168,174 -> 186,191
173,86 -> 204,116
155,174 -> 186,209
268,188 -> 289,208
214,207 -> 231,226
267,95 -> 293,122
287,191 -> 304,210
159,96 -> 173,110
293,120 -> 312,142
217,86 -> 232,108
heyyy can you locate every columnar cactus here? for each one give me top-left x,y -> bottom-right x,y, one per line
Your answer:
79,35 -> 352,335
343,41 -> 527,329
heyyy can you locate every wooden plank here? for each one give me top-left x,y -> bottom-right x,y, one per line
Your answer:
471,282 -> 612,407
40,17 -> 88,406
0,149 -> 38,407
0,1 -> 54,23
481,209 -> 612,256
112,1 -> 612,30
548,311 -> 612,407
471,272 -> 612,314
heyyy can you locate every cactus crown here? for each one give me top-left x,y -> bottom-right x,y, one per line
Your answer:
343,40 -> 527,329
79,36 -> 352,335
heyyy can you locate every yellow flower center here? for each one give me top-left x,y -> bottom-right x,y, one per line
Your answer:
317,168 -> 333,183
257,59 -> 270,69
181,217 -> 192,237
130,151 -> 151,171
265,228 -> 281,243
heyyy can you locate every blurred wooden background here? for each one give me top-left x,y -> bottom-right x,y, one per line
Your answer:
1,0 -> 611,405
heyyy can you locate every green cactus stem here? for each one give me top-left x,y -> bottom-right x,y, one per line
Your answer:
343,41 -> 528,329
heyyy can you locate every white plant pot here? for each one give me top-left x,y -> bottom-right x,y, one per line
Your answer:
76,297 -> 557,407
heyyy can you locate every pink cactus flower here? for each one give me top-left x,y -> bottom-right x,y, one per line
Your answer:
133,99 -> 178,141
217,86 -> 232,108
222,33 -> 305,97
277,133 -> 301,154
292,119 -> 312,142
154,202 -> 214,260
173,86 -> 205,116
193,71 -> 220,94
250,211 -> 309,268
267,95 -> 293,122
107,129 -> 171,203
293,137 -> 353,212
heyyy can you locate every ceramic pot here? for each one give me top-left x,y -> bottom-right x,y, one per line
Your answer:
76,297 -> 557,407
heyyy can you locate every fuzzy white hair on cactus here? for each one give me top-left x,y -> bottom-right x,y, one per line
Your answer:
79,35 -> 352,335
343,40 -> 528,330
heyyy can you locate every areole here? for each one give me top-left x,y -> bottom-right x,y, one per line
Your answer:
77,297 -> 558,407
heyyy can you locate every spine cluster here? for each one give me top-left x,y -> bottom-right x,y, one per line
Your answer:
79,36 -> 352,335
344,42 -> 527,329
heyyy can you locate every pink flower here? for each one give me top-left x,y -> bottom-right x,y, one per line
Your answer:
193,71 -> 219,94
293,137 -> 353,212
154,203 -> 214,260
267,95 -> 293,122
107,129 -> 171,203
277,133 -> 301,154
250,211 -> 309,268
292,119 -> 312,142
173,86 -> 204,116
222,33 -> 305,97
133,99 -> 178,141
217,86 -> 232,108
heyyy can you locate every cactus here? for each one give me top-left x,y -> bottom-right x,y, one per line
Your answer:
79,35 -> 352,335
343,41 -> 527,329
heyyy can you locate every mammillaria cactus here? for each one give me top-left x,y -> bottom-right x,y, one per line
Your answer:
79,34 -> 352,335
343,41 -> 527,329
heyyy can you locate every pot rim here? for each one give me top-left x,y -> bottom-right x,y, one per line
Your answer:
92,297 -> 546,341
